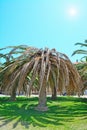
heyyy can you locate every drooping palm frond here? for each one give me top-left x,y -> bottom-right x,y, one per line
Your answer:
1,47 -> 83,97
0,45 -> 30,63
0,47 -> 39,93
0,45 -> 29,51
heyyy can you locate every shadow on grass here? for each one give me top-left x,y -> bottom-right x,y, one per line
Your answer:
0,96 -> 87,129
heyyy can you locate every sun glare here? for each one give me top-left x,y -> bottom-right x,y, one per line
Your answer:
65,6 -> 79,20
69,8 -> 77,16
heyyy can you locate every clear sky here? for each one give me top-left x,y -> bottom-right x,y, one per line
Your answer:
0,0 -> 87,62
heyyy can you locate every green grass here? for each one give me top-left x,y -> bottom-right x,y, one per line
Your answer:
0,96 -> 87,130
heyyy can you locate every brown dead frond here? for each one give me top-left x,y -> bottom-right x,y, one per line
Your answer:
1,47 -> 83,96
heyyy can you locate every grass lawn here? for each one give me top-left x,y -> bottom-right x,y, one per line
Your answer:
0,96 -> 87,130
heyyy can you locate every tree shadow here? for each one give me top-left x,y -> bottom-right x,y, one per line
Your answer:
0,96 -> 87,129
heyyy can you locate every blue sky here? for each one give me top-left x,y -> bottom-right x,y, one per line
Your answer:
0,0 -> 87,62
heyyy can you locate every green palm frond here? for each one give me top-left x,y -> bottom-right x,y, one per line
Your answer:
72,50 -> 87,56
72,40 -> 87,60
75,42 -> 87,47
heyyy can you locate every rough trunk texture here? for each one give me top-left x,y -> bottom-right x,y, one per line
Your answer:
51,86 -> 57,100
35,79 -> 48,111
10,89 -> 16,101
9,79 -> 18,101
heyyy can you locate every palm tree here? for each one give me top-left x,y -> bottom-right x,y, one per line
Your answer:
1,47 -> 83,111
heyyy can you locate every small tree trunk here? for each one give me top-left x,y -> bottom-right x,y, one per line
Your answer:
10,89 -> 16,101
51,86 -> 57,100
35,79 -> 48,111
9,79 -> 18,101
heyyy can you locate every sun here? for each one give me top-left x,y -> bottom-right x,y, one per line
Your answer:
65,5 -> 79,20
68,7 -> 78,17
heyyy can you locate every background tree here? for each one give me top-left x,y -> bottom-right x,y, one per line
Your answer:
72,40 -> 87,93
74,62 -> 87,94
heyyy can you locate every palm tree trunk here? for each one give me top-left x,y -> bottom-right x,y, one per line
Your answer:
35,79 -> 48,111
51,86 -> 57,100
9,79 -> 18,101
10,88 -> 16,101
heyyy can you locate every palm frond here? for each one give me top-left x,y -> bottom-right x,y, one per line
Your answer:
1,46 -> 83,97
72,50 -> 87,56
75,42 -> 87,47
